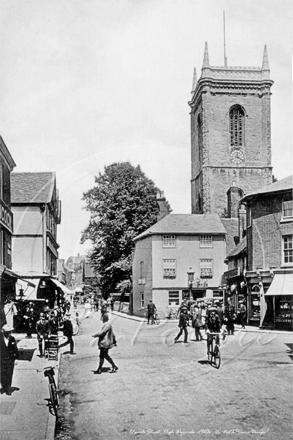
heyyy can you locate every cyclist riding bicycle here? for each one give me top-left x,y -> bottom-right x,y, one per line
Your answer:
205,309 -> 221,355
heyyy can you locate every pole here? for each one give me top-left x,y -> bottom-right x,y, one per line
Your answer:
223,11 -> 227,67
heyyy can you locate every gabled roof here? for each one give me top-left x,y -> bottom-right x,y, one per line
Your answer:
11,172 -> 56,204
0,135 -> 16,170
242,175 -> 293,201
226,236 -> 247,259
134,214 -> 226,241
220,218 -> 239,256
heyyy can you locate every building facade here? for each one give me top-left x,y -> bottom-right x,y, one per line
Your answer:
0,136 -> 16,326
243,176 -> 293,329
11,172 -> 61,276
132,214 -> 227,317
189,43 -> 273,216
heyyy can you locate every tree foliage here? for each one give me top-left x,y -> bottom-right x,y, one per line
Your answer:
81,162 -> 170,296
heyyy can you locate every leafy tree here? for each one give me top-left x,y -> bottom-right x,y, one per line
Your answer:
81,162 -> 170,296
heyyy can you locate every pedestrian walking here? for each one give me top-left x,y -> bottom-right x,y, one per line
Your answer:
101,301 -> 108,320
59,313 -> 75,354
84,300 -> 92,318
92,314 -> 118,374
174,309 -> 189,343
0,324 -> 19,395
147,300 -> 156,324
36,313 -> 50,357
225,299 -> 235,335
238,301 -> 247,328
110,295 -> 115,312
48,311 -> 59,335
192,306 -> 203,341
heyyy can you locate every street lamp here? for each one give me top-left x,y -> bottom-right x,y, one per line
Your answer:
187,268 -> 195,301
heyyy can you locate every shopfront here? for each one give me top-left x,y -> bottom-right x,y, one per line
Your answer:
12,275 -> 69,332
264,271 -> 293,331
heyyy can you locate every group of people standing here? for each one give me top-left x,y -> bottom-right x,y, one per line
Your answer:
173,298 -> 247,353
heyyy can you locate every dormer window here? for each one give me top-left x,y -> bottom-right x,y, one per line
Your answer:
200,235 -> 213,247
162,235 -> 175,248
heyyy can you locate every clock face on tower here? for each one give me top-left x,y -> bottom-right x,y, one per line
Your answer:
231,149 -> 244,164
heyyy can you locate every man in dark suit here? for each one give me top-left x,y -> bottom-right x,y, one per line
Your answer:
174,309 -> 189,343
59,313 -> 75,354
36,313 -> 50,357
0,324 -> 19,395
147,300 -> 156,324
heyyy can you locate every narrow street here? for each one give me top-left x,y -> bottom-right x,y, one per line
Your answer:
55,309 -> 293,440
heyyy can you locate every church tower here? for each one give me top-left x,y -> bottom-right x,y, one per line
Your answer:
189,43 -> 273,216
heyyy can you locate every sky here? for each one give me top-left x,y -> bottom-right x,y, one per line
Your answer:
0,0 -> 292,260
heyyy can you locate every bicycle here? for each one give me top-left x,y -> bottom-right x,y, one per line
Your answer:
207,332 -> 221,369
168,308 -> 179,320
152,312 -> 160,325
37,366 -> 59,417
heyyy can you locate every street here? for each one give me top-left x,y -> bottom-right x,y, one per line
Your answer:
55,309 -> 293,440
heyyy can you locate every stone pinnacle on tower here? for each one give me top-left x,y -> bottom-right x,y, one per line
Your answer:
202,42 -> 209,67
262,45 -> 270,70
191,68 -> 197,93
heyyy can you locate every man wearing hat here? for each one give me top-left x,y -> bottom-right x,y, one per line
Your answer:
0,324 -> 19,395
36,313 -> 50,357
59,313 -> 75,354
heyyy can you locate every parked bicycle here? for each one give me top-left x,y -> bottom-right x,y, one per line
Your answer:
168,308 -> 179,320
152,311 -> 160,325
207,332 -> 221,369
37,366 -> 59,417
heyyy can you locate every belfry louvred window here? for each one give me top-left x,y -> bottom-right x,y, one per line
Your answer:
230,105 -> 244,147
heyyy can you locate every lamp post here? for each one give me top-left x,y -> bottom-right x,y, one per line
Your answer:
187,268 -> 195,301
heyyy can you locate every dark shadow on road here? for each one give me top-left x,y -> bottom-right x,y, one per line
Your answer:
198,360 -> 210,365
285,343 -> 293,361
9,386 -> 20,395
92,367 -> 111,374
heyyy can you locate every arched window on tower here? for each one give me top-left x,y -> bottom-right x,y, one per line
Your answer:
229,105 -> 245,147
197,113 -> 203,164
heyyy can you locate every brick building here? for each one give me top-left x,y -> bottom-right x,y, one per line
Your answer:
189,43 -> 273,216
0,136 -> 16,325
242,175 -> 293,329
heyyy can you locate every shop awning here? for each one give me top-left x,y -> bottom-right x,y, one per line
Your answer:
265,273 -> 293,296
51,278 -> 73,295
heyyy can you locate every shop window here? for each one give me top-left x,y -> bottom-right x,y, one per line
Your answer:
0,165 -> 3,199
163,259 -> 176,279
283,235 -> 293,264
162,235 -> 175,248
0,230 -> 3,264
200,259 -> 213,278
282,200 -> 293,219
200,235 -> 213,247
169,290 -> 179,306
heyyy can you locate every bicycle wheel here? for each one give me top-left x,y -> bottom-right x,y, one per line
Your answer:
214,345 -> 221,369
49,382 -> 59,418
155,317 -> 160,325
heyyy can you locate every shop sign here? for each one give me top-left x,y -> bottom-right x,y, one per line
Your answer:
0,199 -> 13,233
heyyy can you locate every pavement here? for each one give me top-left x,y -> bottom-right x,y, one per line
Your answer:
1,307 -> 292,440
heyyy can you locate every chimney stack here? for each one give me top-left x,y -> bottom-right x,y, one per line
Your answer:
156,191 -> 170,221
